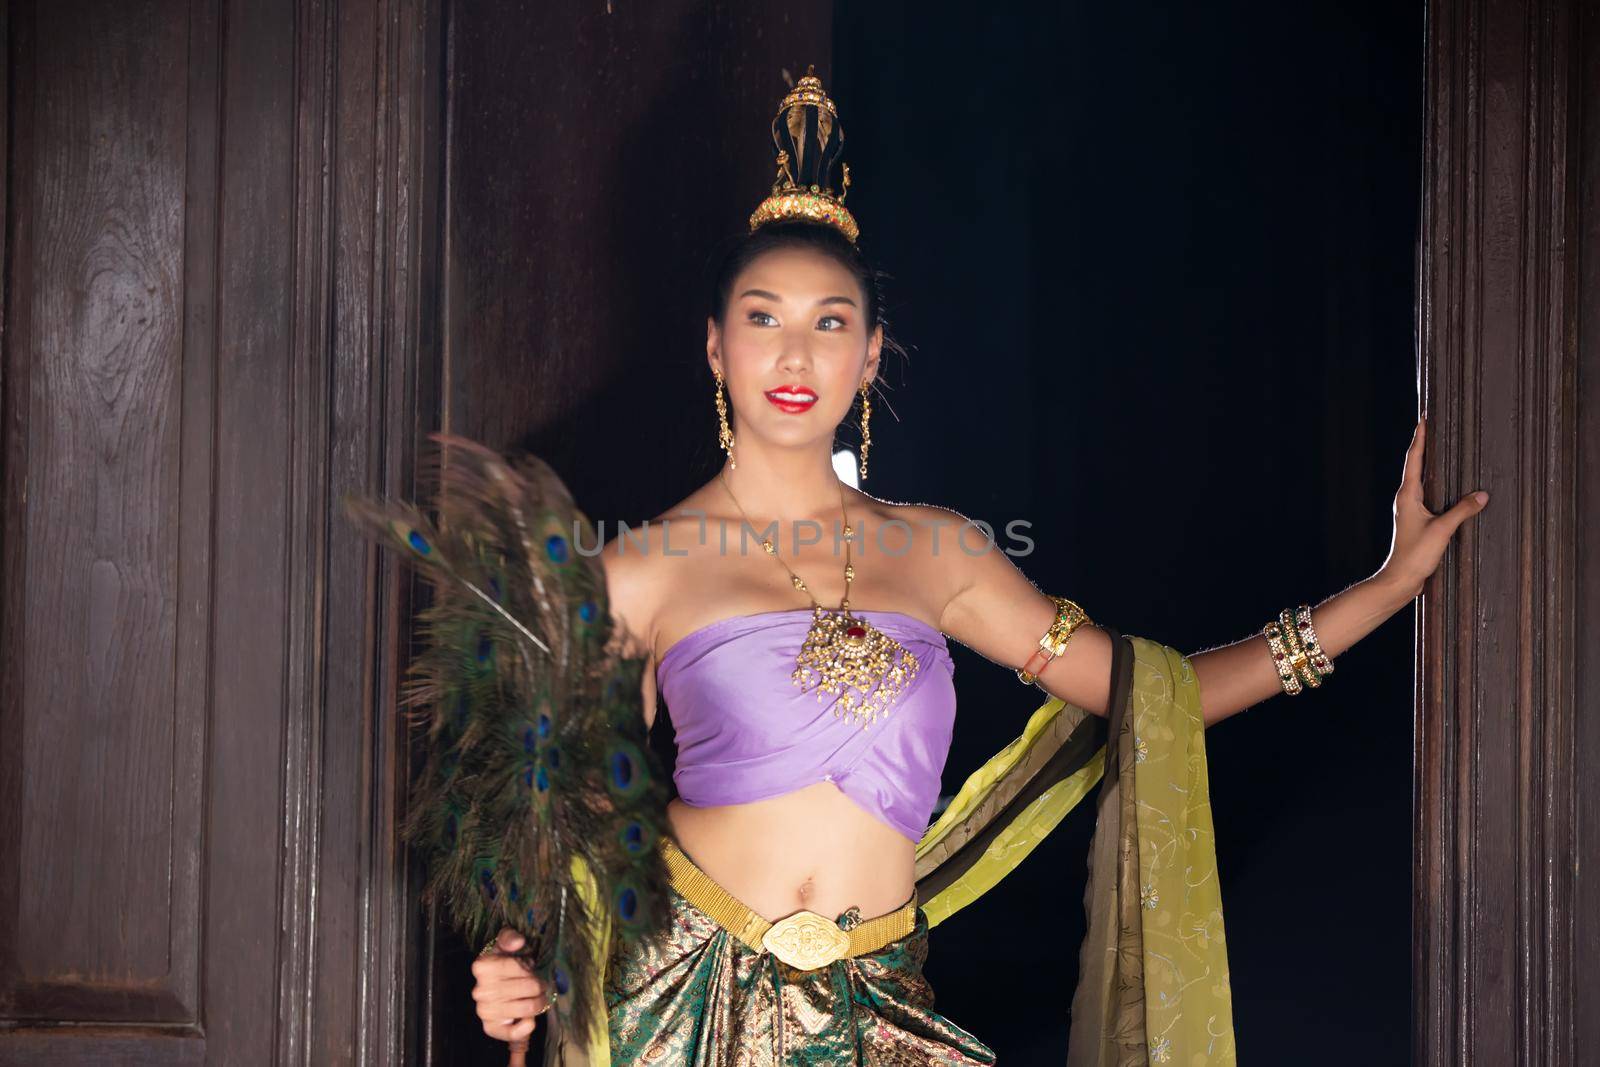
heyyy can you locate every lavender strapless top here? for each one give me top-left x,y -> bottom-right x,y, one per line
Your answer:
655,608 -> 956,843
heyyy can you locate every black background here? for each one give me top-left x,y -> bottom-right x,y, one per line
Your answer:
823,3 -> 1421,1063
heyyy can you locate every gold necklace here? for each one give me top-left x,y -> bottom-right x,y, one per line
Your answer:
718,470 -> 920,729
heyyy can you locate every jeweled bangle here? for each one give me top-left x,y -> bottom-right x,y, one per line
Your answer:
1016,596 -> 1093,686
1292,604 -> 1334,677
1276,607 -> 1323,688
1263,620 -> 1305,695
1041,596 -> 1091,655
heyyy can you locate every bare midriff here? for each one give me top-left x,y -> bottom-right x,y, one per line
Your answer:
665,781 -> 917,923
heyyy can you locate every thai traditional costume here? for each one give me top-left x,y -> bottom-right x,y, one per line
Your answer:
556,619 -> 1237,1066
548,67 -> 1240,1063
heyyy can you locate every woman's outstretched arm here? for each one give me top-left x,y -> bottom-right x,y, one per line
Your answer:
1184,571 -> 1412,727
1188,416 -> 1486,725
936,416 -> 1488,727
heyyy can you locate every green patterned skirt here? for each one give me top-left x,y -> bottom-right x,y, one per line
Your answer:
603,855 -> 995,1065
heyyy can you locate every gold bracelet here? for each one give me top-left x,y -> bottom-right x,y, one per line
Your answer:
1016,595 -> 1092,685
1262,619 -> 1304,695
1041,596 -> 1090,655
1292,604 -> 1334,677
1277,607 -> 1323,688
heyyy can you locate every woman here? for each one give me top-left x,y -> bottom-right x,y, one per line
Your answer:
466,70 -> 1487,1065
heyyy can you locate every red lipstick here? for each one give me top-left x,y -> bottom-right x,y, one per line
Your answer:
763,385 -> 818,414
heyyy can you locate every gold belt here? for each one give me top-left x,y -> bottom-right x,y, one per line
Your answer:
660,837 -> 917,971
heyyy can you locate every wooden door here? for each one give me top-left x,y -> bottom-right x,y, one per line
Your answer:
0,0 -> 441,1061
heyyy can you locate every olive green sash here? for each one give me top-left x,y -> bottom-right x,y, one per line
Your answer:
914,630 -> 1237,1065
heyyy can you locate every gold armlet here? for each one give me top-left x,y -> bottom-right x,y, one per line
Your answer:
1016,595 -> 1092,686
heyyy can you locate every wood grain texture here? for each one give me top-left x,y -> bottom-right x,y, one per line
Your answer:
0,0 -> 441,1062
1,0 -> 202,1033
1414,0 -> 1593,1063
1574,6 -> 1600,1064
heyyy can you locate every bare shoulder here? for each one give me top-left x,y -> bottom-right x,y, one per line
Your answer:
598,504 -> 701,733
852,495 -> 1003,622
597,488 -> 716,653
884,497 -> 1112,716
878,499 -> 992,545
598,523 -> 665,654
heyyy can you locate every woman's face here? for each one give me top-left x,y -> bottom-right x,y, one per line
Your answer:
707,246 -> 883,453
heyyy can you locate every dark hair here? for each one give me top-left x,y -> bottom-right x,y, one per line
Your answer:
704,220 -> 908,369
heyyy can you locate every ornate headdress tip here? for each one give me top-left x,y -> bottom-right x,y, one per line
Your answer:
749,64 -> 860,244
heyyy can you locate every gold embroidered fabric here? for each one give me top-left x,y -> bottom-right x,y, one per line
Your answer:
602,848 -> 994,1065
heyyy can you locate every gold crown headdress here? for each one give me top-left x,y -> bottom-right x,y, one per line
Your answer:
747,65 -> 860,244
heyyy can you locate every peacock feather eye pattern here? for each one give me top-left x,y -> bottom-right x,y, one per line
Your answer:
614,881 -> 640,925
474,858 -> 499,903
618,819 -> 650,855
605,739 -> 649,800
391,518 -> 432,556
552,961 -> 572,998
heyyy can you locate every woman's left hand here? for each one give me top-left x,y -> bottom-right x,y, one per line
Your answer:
1377,415 -> 1489,600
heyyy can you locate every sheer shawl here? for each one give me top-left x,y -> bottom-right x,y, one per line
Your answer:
914,628 -> 1236,1065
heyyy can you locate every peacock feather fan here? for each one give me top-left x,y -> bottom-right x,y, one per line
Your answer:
339,431 -> 672,1047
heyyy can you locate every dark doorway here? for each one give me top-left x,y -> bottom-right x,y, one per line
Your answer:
833,4 -> 1421,1062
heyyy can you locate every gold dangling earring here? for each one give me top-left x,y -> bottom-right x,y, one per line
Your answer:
714,367 -> 737,469
857,379 -> 872,482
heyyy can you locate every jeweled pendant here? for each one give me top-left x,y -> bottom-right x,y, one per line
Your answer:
792,606 -> 920,728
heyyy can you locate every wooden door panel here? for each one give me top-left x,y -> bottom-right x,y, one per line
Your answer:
0,0 -> 208,1039
0,0 -> 435,1061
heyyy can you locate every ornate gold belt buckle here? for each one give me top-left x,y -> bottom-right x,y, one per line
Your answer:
761,910 -> 851,970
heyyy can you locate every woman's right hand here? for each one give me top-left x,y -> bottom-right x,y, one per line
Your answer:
470,927 -> 549,1046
